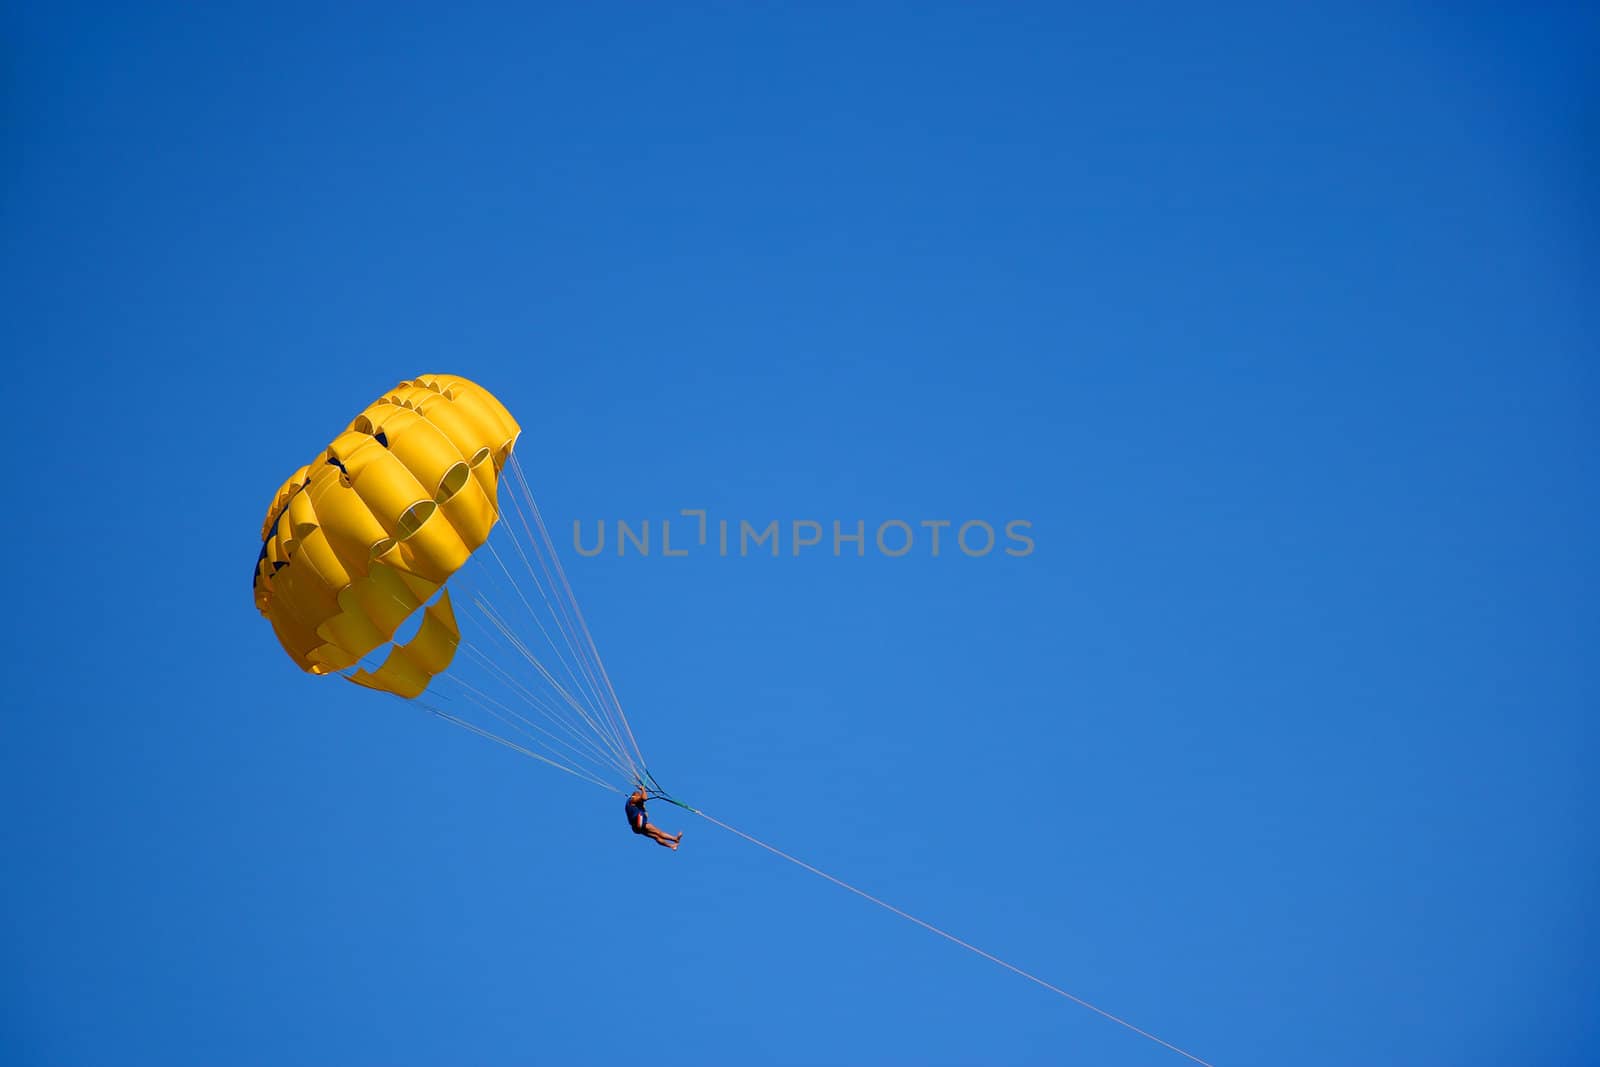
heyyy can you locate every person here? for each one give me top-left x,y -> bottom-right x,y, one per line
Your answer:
625,787 -> 683,850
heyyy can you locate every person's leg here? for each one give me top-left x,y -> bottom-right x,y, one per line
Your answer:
645,823 -> 676,848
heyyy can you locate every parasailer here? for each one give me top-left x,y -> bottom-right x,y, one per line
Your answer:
626,786 -> 683,850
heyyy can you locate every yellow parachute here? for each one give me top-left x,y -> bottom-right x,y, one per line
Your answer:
252,375 -> 520,699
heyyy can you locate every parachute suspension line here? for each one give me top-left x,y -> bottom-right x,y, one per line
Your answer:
346,572 -> 637,787
480,538 -> 605,717
409,697 -> 622,794
490,463 -> 646,784
480,530 -> 618,747
489,473 -> 618,731
449,641 -> 631,782
496,502 -> 642,789
433,665 -> 626,790
500,514 -> 620,751
477,532 -> 632,772
439,666 -> 628,786
337,572 -> 630,790
691,809 -> 1217,1067
411,466 -> 645,790
464,589 -> 639,781
507,455 -> 648,777
470,588 -> 633,774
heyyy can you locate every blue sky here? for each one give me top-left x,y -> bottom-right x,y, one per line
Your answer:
4,4 -> 1594,1065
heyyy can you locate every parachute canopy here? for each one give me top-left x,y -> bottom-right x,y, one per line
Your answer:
252,374 -> 520,698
